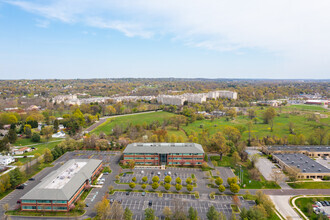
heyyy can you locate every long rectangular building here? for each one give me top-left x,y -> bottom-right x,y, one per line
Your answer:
263,145 -> 330,158
273,154 -> 330,179
123,143 -> 205,166
20,159 -> 102,212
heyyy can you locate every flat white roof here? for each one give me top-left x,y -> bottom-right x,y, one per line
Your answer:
45,162 -> 87,189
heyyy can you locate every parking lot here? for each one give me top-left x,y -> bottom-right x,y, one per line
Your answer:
212,167 -> 236,187
55,150 -> 119,164
110,191 -> 253,219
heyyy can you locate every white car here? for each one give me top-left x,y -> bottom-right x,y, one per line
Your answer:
168,171 -> 171,175
141,170 -> 145,174
157,172 -> 161,176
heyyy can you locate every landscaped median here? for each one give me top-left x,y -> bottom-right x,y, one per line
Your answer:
287,181 -> 330,189
6,210 -> 85,217
290,195 -> 330,220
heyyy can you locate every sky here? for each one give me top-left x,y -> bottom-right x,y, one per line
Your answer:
0,0 -> 330,79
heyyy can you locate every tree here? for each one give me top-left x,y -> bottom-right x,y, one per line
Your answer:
164,175 -> 172,183
218,185 -> 225,193
227,177 -> 237,186
187,184 -> 193,192
9,168 -> 23,188
152,176 -> 159,182
163,206 -> 172,220
188,207 -> 198,220
129,182 -> 136,189
24,124 -> 32,138
76,200 -> 85,212
132,177 -> 136,182
270,169 -> 284,184
206,205 -> 220,220
43,148 -> 53,163
164,183 -> 171,191
175,184 -> 182,191
223,126 -> 241,145
229,183 -> 240,194
41,126 -> 53,142
109,200 -> 124,220
53,119 -> 59,131
145,208 -> 156,220
152,182 -> 159,190
263,107 -> 276,131
124,207 -> 133,220
210,132 -> 229,161
8,129 -> 17,144
142,176 -> 148,183
108,185 -> 114,194
186,178 -> 192,185
232,151 -> 241,164
141,184 -> 147,190
31,132 -> 41,142
215,177 -> 223,186
171,115 -> 187,130
176,177 -> 182,184
128,160 -> 135,170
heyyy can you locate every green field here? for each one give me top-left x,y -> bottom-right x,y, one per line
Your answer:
15,137 -> 60,146
91,111 -> 175,135
288,182 -> 330,189
295,197 -> 330,220
183,105 -> 329,140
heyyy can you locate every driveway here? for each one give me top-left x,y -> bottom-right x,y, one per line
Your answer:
269,195 -> 301,219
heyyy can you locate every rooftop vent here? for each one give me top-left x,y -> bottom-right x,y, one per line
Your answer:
303,169 -> 306,172
318,168 -> 321,171
297,165 -> 300,168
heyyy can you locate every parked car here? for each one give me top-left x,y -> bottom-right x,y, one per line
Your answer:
85,203 -> 89,207
151,171 -> 154,175
28,178 -> 35,181
126,191 -> 130,196
141,170 -> 145,174
142,192 -> 146,196
16,185 -> 24,189
168,171 -> 171,175
103,172 -> 109,175
117,199 -> 122,204
110,199 -> 114,204
324,201 -> 330,206
16,200 -> 21,204
164,172 -> 167,176
123,173 -> 127,177
148,200 -> 152,206
157,172 -> 161,176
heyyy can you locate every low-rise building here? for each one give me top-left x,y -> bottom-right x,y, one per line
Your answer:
272,153 -> 330,179
263,146 -> 330,158
20,159 -> 102,211
123,143 -> 205,166
0,155 -> 15,165
52,131 -> 66,138
13,147 -> 32,155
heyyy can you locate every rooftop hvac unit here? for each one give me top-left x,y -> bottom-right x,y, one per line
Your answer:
303,169 -> 306,172
318,169 -> 321,171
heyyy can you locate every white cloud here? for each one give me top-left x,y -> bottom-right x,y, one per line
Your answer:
35,19 -> 49,28
4,0 -> 330,75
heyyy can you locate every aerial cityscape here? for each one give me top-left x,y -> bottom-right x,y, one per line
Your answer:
0,1 -> 329,220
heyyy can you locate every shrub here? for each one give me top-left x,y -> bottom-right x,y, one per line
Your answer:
31,133 -> 40,142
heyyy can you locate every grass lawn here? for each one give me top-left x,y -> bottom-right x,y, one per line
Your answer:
91,111 -> 175,135
285,104 -> 328,112
210,155 -> 280,189
183,106 -> 329,141
15,137 -> 62,146
288,182 -> 330,189
166,127 -> 188,141
15,141 -> 63,164
6,210 -> 84,217
295,197 -> 330,220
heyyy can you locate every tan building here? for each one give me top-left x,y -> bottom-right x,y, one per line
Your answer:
272,154 -> 330,179
263,146 -> 330,158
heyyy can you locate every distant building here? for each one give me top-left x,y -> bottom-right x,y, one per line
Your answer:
123,143 -> 205,166
0,155 -> 15,166
52,131 -> 66,138
263,146 -> 330,158
304,100 -> 328,105
20,159 -> 102,212
157,90 -> 237,106
272,154 -> 330,179
13,147 -> 32,155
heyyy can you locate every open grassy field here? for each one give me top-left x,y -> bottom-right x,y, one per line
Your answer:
183,105 -> 329,140
91,111 -> 175,135
210,155 -> 280,189
15,137 -> 60,146
288,182 -> 330,189
295,197 -> 330,220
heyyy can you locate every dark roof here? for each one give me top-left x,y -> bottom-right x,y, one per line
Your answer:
267,146 -> 330,152
273,153 -> 330,173
124,143 -> 204,154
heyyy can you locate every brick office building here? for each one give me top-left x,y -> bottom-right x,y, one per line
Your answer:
19,159 -> 102,211
123,143 -> 205,166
